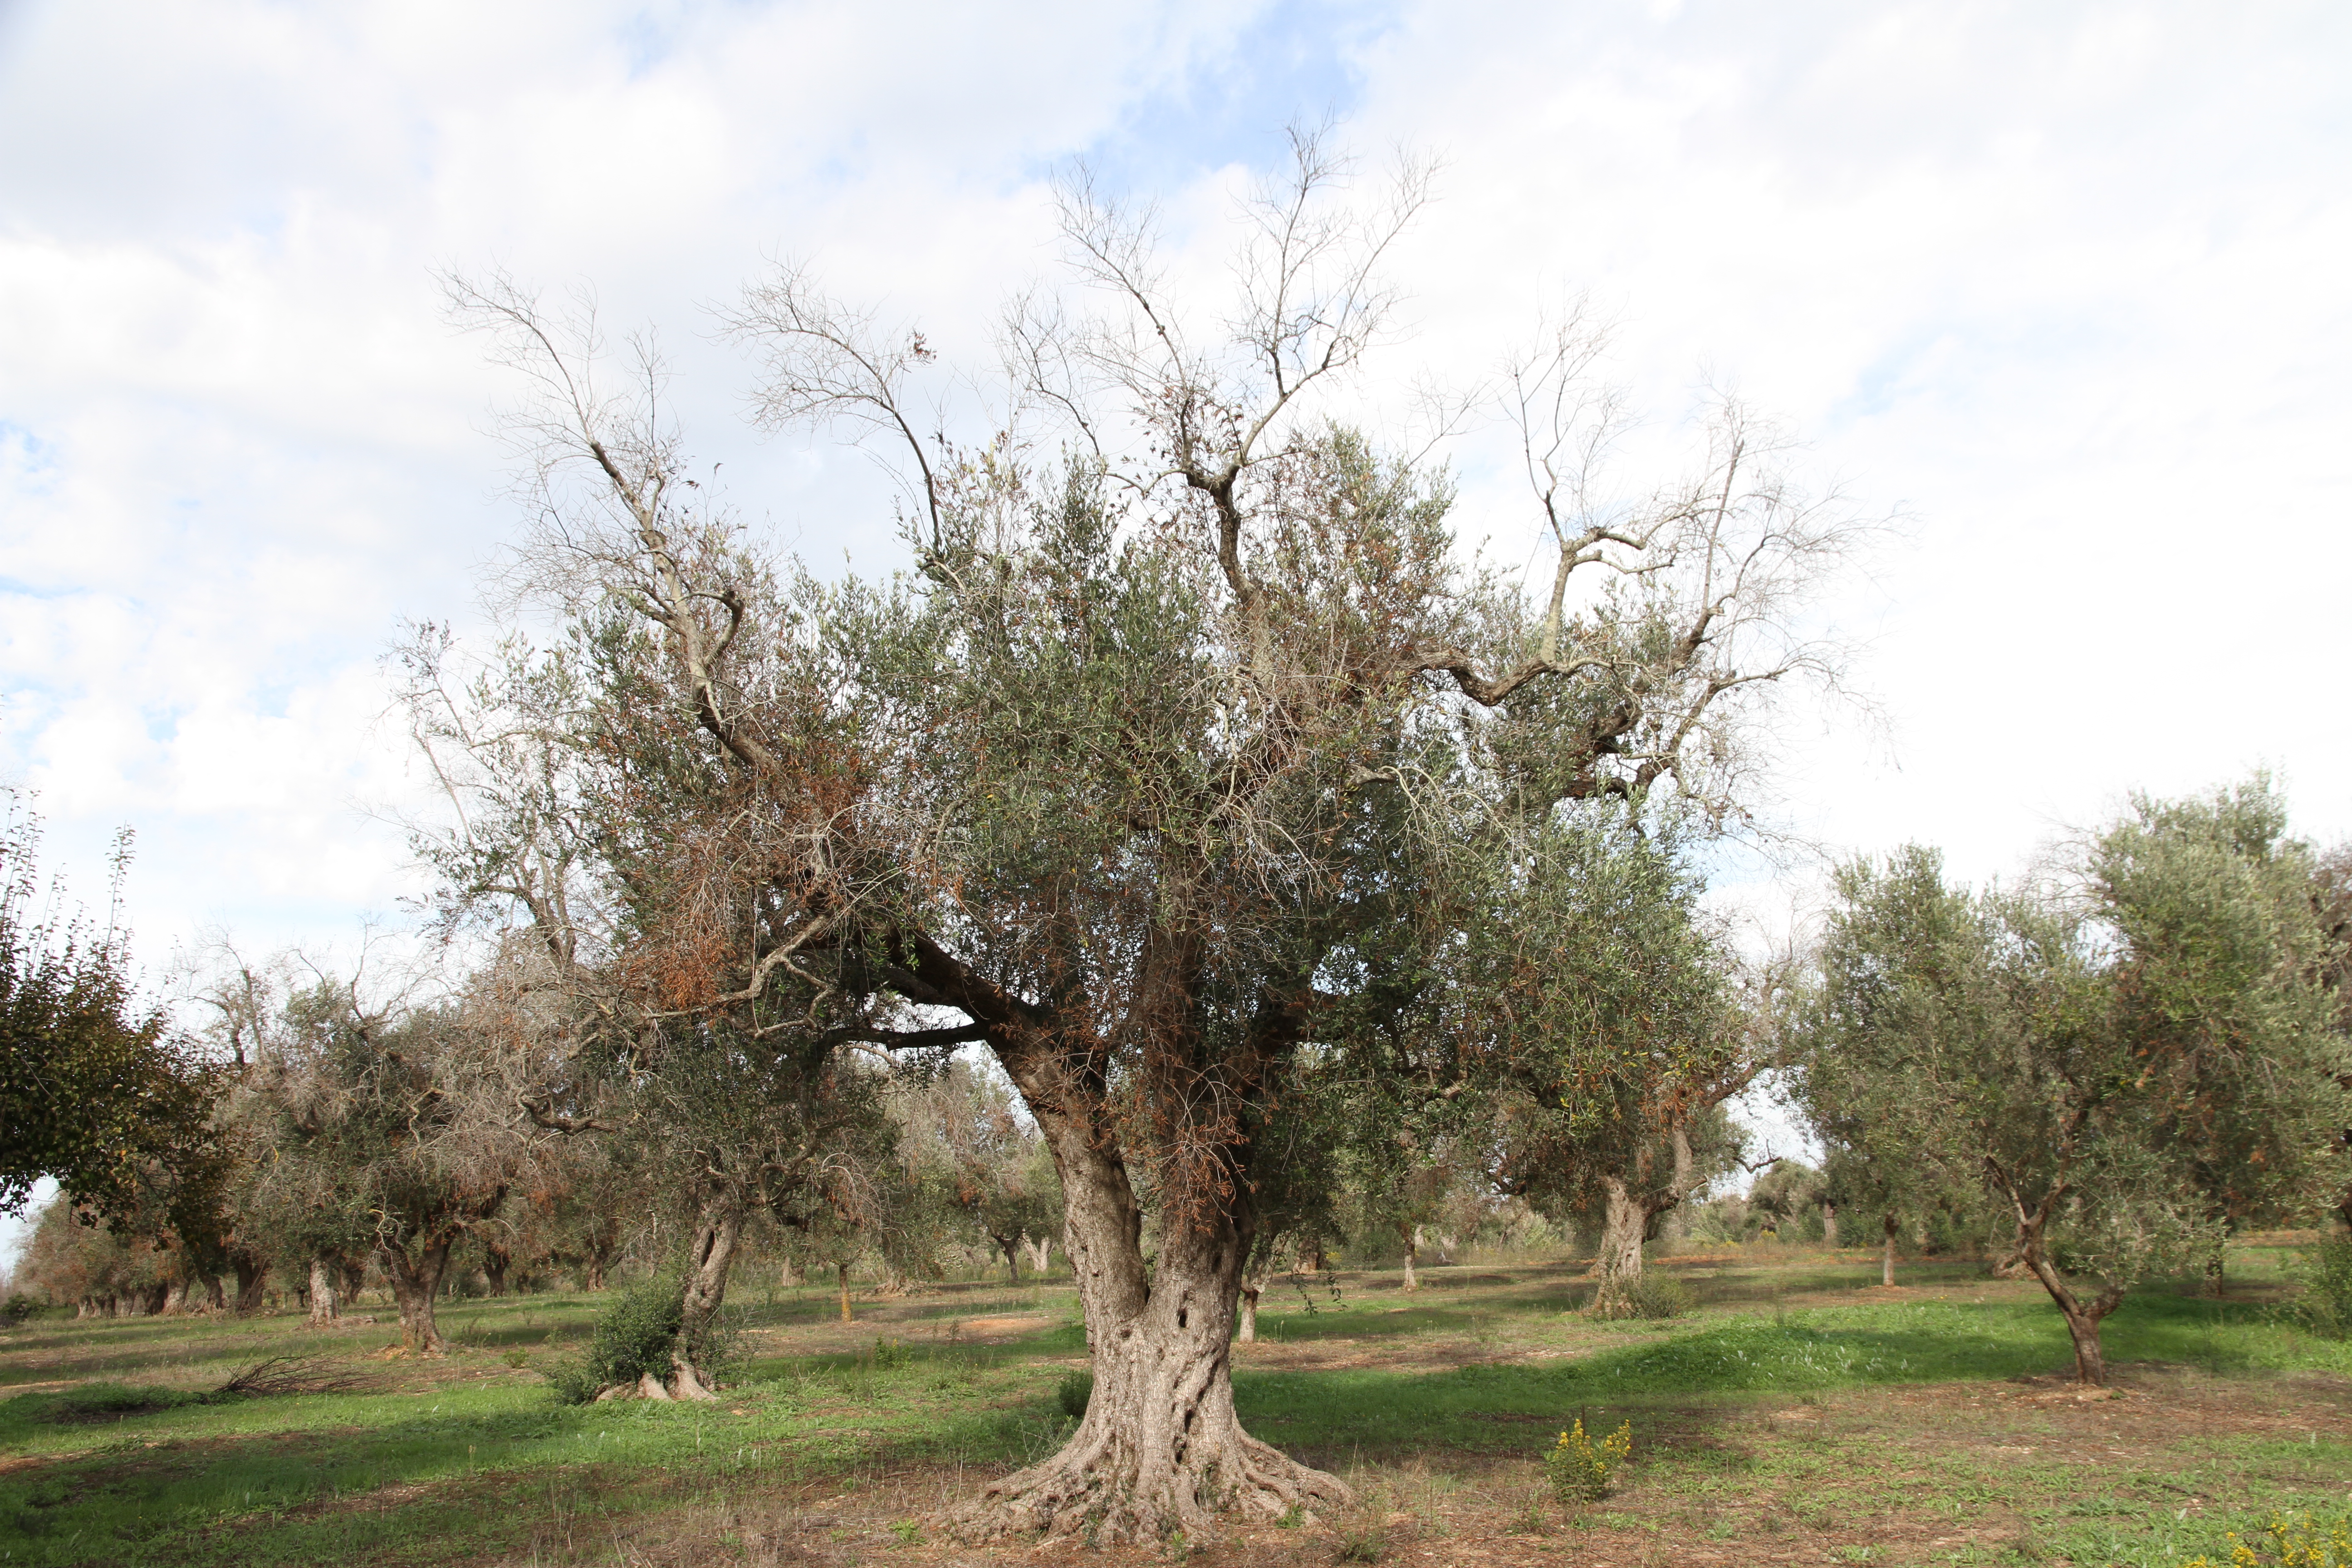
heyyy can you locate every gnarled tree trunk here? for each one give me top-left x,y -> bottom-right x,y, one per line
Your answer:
379,1239 -> 452,1353
482,1241 -> 511,1297
1022,1234 -> 1053,1275
1821,1201 -> 1838,1248
1589,1176 -> 1649,1314
305,1253 -> 340,1327
668,1188 -> 742,1401
956,1132 -> 1344,1544
1588,1122 -> 1692,1316
1882,1212 -> 1898,1287
1399,1223 -> 1419,1292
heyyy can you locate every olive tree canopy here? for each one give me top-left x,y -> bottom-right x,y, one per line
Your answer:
441,131 -> 1868,1541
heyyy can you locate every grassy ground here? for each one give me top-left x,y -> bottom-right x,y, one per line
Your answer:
2,1240 -> 2346,1566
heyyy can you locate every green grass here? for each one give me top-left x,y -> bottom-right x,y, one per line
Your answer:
1,1244 -> 2346,1566
1232,1291 -> 2349,1459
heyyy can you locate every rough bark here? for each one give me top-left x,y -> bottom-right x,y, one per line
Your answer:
379,1239 -> 452,1354
1589,1176 -> 1649,1314
836,1261 -> 853,1324
482,1241 -> 511,1297
305,1253 -> 341,1328
1023,1235 -> 1053,1275
995,1233 -> 1024,1284
669,1190 -> 742,1400
778,1254 -> 800,1289
1236,1282 -> 1260,1343
953,1132 -> 1345,1544
1821,1202 -> 1839,1248
1881,1213 -> 1898,1287
1400,1224 -> 1419,1292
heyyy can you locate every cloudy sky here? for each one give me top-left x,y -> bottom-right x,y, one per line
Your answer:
2,2 -> 2347,1243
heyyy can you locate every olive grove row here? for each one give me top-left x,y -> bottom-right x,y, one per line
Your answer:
5,130 -> 2347,1545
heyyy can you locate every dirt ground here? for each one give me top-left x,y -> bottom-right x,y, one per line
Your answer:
510,1364 -> 2352,1568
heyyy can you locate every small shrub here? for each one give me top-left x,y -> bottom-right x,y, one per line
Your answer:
888,1518 -> 924,1545
1545,1416 -> 1633,1504
2178,1511 -> 2352,1567
1590,1271 -> 1696,1321
503,1348 -> 531,1369
872,1336 -> 912,1370
1332,1519 -> 1388,1563
1056,1368 -> 1094,1419
547,1274 -> 683,1404
2,1292 -> 39,1325
2286,1231 -> 2352,1339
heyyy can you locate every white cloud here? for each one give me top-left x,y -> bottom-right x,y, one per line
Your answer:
1,0 -> 2347,995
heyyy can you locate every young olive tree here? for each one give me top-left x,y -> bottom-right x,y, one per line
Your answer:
1798,842 -> 2266,1385
444,131 -> 1863,1540
2090,779 -> 2351,1289
1470,811 -> 1759,1312
895,1058 -> 1063,1284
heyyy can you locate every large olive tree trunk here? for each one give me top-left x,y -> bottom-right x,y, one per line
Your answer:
1588,1124 -> 1692,1316
957,1132 -> 1345,1544
1589,1176 -> 1650,1314
379,1239 -> 453,1353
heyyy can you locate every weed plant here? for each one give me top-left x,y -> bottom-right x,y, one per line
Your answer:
1545,1416 -> 1632,1504
1057,1368 -> 1093,1418
2180,1510 -> 2352,1567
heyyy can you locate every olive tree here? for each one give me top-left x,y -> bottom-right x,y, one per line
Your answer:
240,961 -> 544,1354
443,131 -> 1862,1540
1470,810 -> 1760,1312
2090,779 -> 2351,1289
1792,818 -> 2348,1387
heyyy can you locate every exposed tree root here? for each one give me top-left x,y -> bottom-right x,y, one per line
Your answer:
666,1354 -> 721,1402
950,1421 -> 1348,1545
